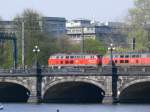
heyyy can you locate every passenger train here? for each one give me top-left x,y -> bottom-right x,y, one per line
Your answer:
48,52 -> 150,68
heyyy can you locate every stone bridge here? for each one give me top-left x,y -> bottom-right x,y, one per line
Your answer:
0,66 -> 150,103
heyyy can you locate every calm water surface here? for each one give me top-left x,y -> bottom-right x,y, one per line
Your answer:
1,104 -> 150,112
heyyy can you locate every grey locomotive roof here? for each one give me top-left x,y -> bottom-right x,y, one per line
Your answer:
51,53 -> 98,56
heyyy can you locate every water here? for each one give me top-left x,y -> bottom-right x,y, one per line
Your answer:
1,104 -> 150,112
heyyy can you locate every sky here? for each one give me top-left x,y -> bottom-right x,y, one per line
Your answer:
0,0 -> 134,22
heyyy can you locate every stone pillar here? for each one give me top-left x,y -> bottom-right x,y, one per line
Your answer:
103,76 -> 113,104
27,77 -> 39,103
28,90 -> 39,103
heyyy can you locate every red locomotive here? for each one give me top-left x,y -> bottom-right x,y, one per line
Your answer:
102,52 -> 150,66
48,53 -> 102,68
48,52 -> 150,68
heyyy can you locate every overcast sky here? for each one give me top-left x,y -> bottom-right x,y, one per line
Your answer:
0,0 -> 133,21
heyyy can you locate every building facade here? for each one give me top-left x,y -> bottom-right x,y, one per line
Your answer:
41,17 -> 66,38
66,19 -> 111,43
0,17 -> 66,38
0,21 -> 16,33
66,19 -> 129,47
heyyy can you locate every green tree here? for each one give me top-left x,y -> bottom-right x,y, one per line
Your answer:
0,17 -> 14,68
14,9 -> 59,66
0,41 -> 13,68
84,38 -> 106,54
127,0 -> 150,50
62,38 -> 106,55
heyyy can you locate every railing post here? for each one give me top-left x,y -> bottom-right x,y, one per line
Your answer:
108,43 -> 118,103
36,62 -> 42,103
112,62 -> 118,103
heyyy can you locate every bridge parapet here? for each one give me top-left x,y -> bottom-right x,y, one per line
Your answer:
0,66 -> 150,76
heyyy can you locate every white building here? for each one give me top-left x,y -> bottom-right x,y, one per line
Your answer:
66,19 -> 111,43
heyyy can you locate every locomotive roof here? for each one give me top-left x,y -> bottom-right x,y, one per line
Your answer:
112,51 -> 150,55
51,53 -> 100,56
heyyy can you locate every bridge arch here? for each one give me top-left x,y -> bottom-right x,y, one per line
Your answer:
0,81 -> 30,102
119,78 -> 150,103
1,78 -> 31,91
43,77 -> 105,103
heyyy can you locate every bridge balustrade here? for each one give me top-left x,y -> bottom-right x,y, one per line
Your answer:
0,66 -> 150,76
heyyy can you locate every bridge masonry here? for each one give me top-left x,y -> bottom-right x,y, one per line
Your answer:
0,66 -> 150,103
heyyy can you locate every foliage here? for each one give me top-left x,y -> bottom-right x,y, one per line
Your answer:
126,0 -> 150,50
0,41 -> 13,68
14,9 -> 58,67
84,38 -> 106,54
61,38 -> 106,55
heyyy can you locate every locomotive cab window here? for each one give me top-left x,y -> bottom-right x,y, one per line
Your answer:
70,56 -> 74,58
114,55 -> 118,58
120,55 -> 124,58
90,56 -> 95,58
125,55 -> 129,58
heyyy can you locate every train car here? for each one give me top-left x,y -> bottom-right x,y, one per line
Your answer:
102,52 -> 150,66
48,53 -> 102,68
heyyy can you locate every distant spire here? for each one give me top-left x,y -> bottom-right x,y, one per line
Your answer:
91,16 -> 96,24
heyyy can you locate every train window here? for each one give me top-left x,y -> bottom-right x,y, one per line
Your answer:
97,55 -> 101,58
66,56 -> 69,58
132,55 -> 136,58
61,56 -> 63,59
51,56 -> 54,59
136,55 -> 139,58
70,56 -> 74,58
125,60 -> 129,63
114,55 -> 118,58
120,60 -> 124,63
125,55 -> 129,58
120,55 -> 124,58
90,56 -> 94,58
56,56 -> 59,59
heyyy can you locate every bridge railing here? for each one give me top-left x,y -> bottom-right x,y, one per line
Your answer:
0,66 -> 150,76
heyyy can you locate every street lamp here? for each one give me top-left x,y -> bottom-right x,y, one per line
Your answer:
108,43 -> 115,65
32,45 -> 40,67
32,45 -> 41,103
81,26 -> 84,53
108,43 -> 118,103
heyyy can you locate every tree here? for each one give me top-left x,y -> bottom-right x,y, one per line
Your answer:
62,38 -> 106,55
0,17 -> 14,68
126,0 -> 150,50
84,38 -> 106,54
14,9 -> 59,66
